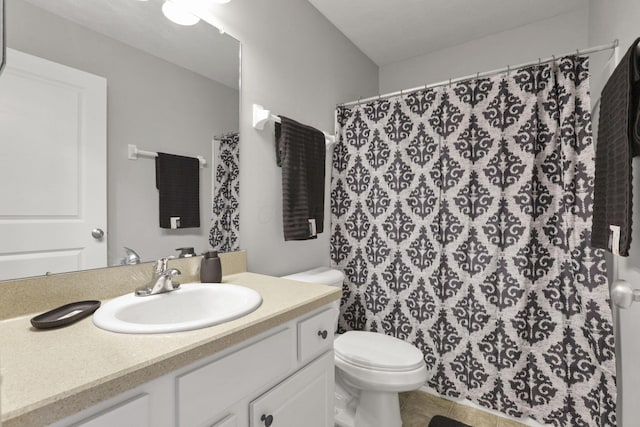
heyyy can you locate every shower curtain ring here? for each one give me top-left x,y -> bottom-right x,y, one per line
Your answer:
448,78 -> 452,87
476,71 -> 480,80
507,64 -> 510,75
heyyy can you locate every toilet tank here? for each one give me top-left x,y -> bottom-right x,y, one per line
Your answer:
281,267 -> 344,329
281,266 -> 344,288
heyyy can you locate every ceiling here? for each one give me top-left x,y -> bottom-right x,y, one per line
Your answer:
308,0 -> 586,66
23,0 -> 240,89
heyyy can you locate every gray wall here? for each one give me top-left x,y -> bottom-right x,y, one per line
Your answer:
7,0 -> 239,265
195,0 -> 379,276
588,1 -> 640,425
379,8 -> 589,93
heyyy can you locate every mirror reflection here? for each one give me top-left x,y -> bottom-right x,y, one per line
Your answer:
0,0 -> 240,281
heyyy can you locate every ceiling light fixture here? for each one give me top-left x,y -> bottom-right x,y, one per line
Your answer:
162,0 -> 200,26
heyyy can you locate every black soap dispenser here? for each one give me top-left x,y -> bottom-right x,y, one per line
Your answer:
200,251 -> 222,283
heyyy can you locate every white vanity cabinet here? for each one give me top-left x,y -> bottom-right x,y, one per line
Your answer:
48,306 -> 337,427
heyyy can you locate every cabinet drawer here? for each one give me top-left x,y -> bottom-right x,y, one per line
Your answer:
73,394 -> 149,427
177,328 -> 294,427
298,308 -> 338,364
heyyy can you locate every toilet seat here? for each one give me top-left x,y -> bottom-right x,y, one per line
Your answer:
334,331 -> 428,394
335,353 -> 428,392
334,331 -> 425,372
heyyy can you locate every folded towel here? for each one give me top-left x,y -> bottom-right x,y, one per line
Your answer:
155,153 -> 200,229
428,415 -> 471,427
275,116 -> 326,241
592,38 -> 640,256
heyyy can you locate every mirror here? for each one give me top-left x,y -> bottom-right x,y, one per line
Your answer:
0,0 -> 240,281
0,0 -> 4,74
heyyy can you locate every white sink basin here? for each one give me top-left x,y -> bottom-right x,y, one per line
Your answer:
93,283 -> 262,334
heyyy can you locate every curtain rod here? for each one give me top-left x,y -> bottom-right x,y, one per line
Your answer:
340,40 -> 619,108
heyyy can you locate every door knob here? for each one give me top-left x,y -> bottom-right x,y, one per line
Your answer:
91,228 -> 105,239
318,330 -> 328,339
611,280 -> 640,309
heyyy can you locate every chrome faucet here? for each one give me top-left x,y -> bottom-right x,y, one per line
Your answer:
120,247 -> 141,265
135,258 -> 181,296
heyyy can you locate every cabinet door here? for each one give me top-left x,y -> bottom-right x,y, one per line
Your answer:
177,328 -> 294,427
250,352 -> 334,427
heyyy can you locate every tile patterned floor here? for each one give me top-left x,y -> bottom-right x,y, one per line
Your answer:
400,391 -> 528,427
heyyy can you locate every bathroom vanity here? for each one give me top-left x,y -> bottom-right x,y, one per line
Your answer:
0,263 -> 341,427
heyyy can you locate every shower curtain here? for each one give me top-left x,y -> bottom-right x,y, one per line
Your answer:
210,132 -> 240,252
331,56 -> 616,426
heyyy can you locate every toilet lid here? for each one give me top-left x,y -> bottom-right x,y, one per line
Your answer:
334,331 -> 425,372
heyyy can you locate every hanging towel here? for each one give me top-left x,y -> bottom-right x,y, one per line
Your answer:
155,153 -> 200,229
592,38 -> 640,256
275,116 -> 326,241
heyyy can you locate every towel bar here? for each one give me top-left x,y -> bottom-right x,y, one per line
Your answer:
252,104 -> 336,144
127,144 -> 207,168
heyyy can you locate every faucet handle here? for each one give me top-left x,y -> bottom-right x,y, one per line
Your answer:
165,268 -> 182,291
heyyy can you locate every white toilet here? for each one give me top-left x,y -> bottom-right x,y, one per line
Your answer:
282,267 -> 428,427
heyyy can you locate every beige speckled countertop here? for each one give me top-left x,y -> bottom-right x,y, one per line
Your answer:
0,272 -> 340,427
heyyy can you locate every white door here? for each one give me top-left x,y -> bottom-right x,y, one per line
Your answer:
0,48 -> 107,280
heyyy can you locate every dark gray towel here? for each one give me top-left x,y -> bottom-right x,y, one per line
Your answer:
592,38 -> 640,256
155,153 -> 200,229
275,116 -> 326,241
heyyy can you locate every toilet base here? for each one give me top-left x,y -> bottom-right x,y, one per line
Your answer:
335,374 -> 357,427
357,390 -> 402,427
335,390 -> 402,427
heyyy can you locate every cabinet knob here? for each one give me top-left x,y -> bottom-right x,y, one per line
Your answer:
261,414 -> 274,426
317,330 -> 328,340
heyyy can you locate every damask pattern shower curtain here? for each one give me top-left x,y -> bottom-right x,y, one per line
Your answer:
209,132 -> 240,252
331,56 -> 616,426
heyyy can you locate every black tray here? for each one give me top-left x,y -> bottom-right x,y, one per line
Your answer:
30,300 -> 101,329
